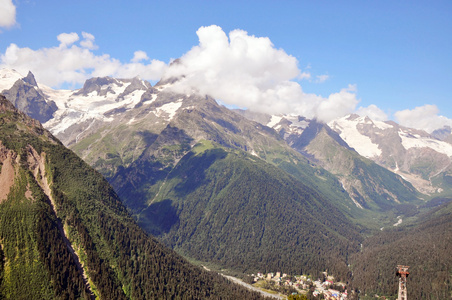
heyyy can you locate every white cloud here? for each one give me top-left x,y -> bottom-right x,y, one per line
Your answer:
131,50 -> 149,62
80,32 -> 98,50
316,74 -> 329,83
0,0 -> 16,29
57,32 -> 80,48
163,25 -> 359,122
394,104 -> 452,133
0,32 -> 167,87
316,85 -> 359,122
356,104 -> 388,121
0,25 -> 362,123
298,72 -> 311,80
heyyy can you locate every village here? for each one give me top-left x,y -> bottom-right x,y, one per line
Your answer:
251,271 -> 348,300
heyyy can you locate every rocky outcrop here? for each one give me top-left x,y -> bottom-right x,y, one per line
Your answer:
0,142 -> 16,202
73,76 -> 121,97
1,71 -> 57,123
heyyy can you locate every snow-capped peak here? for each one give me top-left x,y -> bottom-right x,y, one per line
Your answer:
399,128 -> 452,156
329,114 -> 452,159
328,114 -> 383,158
43,77 -> 153,135
0,68 -> 24,92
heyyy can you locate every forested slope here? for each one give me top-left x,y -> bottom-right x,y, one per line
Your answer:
0,95 -> 265,299
114,140 -> 363,281
350,199 -> 452,299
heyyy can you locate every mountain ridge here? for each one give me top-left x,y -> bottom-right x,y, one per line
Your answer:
328,114 -> 452,196
2,69 -> 452,299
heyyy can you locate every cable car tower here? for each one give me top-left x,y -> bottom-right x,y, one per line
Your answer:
396,265 -> 409,300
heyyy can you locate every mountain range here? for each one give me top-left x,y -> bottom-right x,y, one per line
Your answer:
1,68 -> 451,299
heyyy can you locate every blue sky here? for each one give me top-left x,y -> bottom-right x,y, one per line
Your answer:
1,0 -> 451,131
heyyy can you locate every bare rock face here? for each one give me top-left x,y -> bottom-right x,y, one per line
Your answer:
0,142 -> 16,203
73,76 -> 121,97
117,76 -> 153,101
432,125 -> 452,141
1,71 -> 57,123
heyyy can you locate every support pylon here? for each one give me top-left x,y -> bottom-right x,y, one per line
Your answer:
396,265 -> 409,300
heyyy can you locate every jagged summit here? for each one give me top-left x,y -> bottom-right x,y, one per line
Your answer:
432,125 -> 452,141
0,70 -> 58,123
41,78 -> 157,145
237,110 -> 421,209
22,70 -> 38,86
74,76 -> 123,96
74,76 -> 153,97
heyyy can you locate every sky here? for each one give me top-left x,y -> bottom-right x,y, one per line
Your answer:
0,0 -> 451,132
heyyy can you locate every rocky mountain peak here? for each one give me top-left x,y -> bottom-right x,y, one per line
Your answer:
346,113 -> 361,121
22,71 -> 38,87
74,76 -> 121,96
432,125 -> 452,141
117,76 -> 153,101
130,76 -> 152,89
1,71 -> 58,124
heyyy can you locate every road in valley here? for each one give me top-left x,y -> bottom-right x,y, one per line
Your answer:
222,274 -> 285,299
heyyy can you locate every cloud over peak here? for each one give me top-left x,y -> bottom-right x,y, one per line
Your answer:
394,105 -> 452,133
164,25 -> 359,122
4,24 -> 442,130
356,104 -> 388,121
0,32 -> 167,87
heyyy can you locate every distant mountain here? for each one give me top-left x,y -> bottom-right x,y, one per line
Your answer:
432,125 -> 452,143
0,94 -> 264,299
237,111 -> 421,212
241,111 -> 452,199
0,69 -> 57,123
329,114 -> 452,196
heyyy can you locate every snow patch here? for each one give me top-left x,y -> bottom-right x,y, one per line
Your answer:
285,115 -> 309,129
267,115 -> 283,128
399,129 -> 452,156
373,120 -> 393,130
127,117 -> 136,125
393,162 -> 399,172
142,93 -> 158,104
329,116 -> 382,158
0,68 -> 23,92
155,99 -> 183,121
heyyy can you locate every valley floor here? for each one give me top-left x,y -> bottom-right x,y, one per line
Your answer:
223,275 -> 285,299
